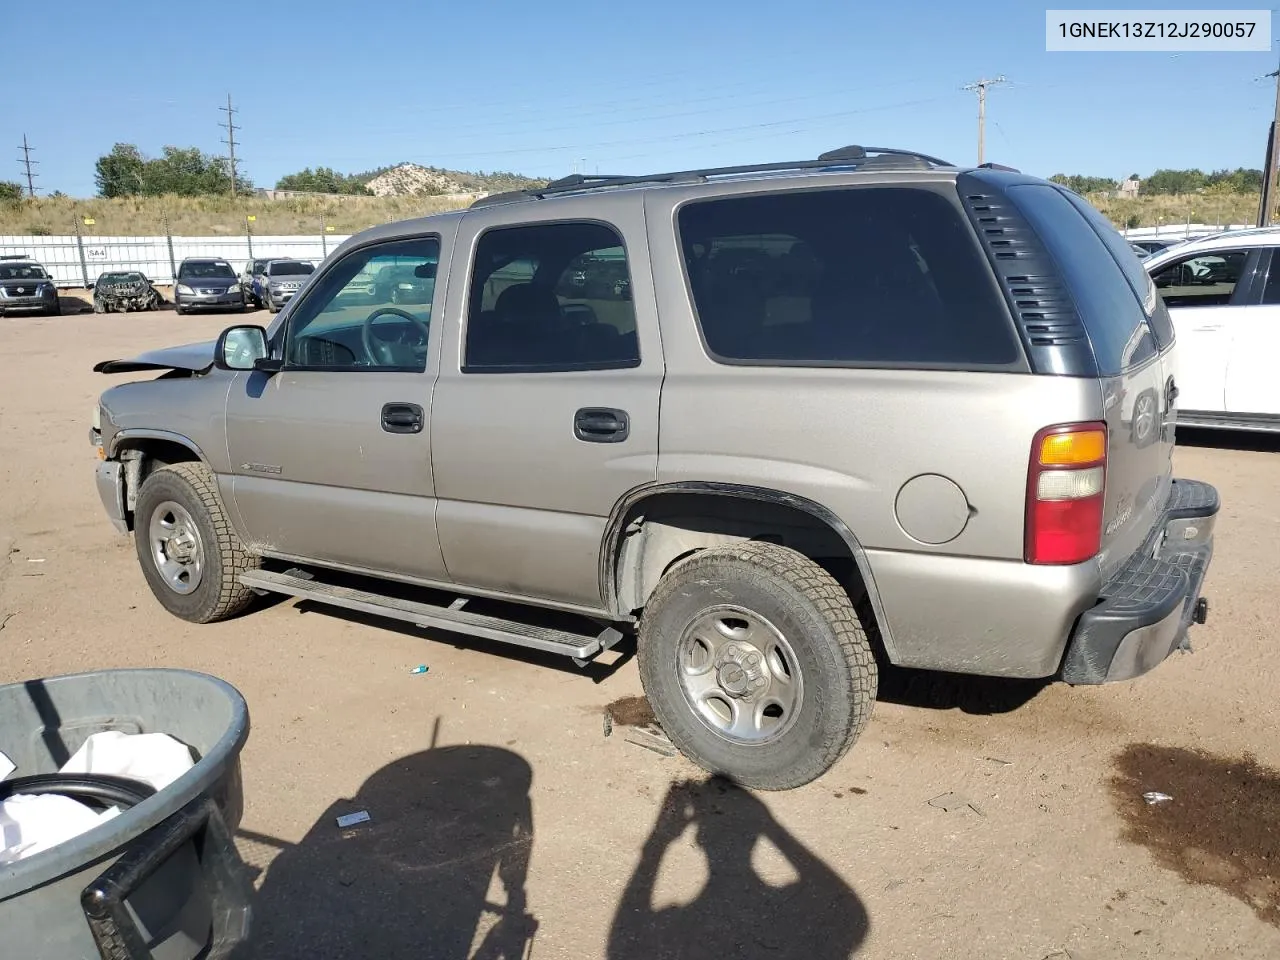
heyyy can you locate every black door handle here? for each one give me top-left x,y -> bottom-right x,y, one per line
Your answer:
574,407 -> 629,443
381,402 -> 424,434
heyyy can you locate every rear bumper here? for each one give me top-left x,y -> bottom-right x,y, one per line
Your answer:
1060,478 -> 1218,684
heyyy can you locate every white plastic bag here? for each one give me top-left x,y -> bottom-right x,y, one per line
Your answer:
0,794 -> 120,864
60,731 -> 195,791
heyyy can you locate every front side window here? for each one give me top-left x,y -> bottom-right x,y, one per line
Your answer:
464,221 -> 640,371
1152,250 -> 1248,308
283,237 -> 439,371
677,187 -> 1020,367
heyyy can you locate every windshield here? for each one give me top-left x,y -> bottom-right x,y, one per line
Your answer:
180,261 -> 236,280
0,264 -> 47,280
268,261 -> 314,277
102,272 -> 142,284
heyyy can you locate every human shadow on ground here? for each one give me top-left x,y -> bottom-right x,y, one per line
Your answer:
232,741 -> 536,960
608,778 -> 869,960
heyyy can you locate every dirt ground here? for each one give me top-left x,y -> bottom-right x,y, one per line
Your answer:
3,308 -> 1279,960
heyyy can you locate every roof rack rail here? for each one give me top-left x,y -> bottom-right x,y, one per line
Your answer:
470,145 -> 955,208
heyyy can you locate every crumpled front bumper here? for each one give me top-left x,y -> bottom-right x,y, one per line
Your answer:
1060,478 -> 1218,684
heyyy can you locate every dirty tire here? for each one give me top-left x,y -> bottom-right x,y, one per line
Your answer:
134,463 -> 259,623
638,541 -> 877,790
47,298 -> 61,317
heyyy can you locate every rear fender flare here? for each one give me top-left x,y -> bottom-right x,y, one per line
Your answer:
598,481 -> 897,660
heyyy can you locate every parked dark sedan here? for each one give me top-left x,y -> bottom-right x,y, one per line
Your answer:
91,271 -> 161,313
174,259 -> 246,315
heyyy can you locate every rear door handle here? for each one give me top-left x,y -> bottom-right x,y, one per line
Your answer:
574,407 -> 629,443
381,402 -> 424,434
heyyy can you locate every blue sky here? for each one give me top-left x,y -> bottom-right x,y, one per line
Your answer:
9,0 -> 1278,195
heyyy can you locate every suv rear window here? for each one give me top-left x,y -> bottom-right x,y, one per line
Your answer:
677,187 -> 1021,368
1059,190 -> 1175,347
1007,185 -> 1159,375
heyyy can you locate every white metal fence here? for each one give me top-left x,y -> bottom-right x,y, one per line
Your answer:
0,233 -> 353,287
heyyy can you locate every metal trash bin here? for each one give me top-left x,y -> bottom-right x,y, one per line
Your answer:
0,669 -> 251,960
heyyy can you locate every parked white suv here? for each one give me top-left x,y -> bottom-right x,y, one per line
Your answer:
1145,227 -> 1280,431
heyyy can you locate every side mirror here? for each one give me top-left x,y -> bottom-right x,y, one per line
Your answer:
214,324 -> 270,371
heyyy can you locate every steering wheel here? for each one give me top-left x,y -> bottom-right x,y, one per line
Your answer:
361,306 -> 430,366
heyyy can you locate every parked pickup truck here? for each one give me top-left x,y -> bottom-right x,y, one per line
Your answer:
89,146 -> 1219,789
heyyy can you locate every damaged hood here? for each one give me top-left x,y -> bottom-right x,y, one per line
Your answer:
93,340 -> 215,375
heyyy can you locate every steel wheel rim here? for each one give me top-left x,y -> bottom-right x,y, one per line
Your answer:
676,604 -> 805,745
148,500 -> 204,595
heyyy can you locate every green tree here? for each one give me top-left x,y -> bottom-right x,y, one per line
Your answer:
0,181 -> 24,202
275,166 -> 372,195
1143,168 -> 1207,195
95,143 -> 146,197
1126,214 -> 1141,229
94,143 -> 252,197
1048,174 -> 1116,194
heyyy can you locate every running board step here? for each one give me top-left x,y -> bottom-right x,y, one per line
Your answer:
239,569 -> 621,662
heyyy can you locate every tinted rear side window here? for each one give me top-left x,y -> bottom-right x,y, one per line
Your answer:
1008,185 -> 1158,375
677,187 -> 1021,368
1060,190 -> 1175,347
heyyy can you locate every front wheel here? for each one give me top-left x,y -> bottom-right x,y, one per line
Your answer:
133,463 -> 259,623
638,541 -> 877,790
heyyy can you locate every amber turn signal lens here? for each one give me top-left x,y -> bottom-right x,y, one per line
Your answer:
1039,429 -> 1105,466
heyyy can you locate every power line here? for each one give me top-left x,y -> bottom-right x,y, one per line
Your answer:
17,133 -> 38,197
219,94 -> 241,197
961,76 -> 1009,165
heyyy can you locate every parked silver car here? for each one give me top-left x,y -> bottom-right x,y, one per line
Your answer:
89,146 -> 1218,789
261,259 -> 315,313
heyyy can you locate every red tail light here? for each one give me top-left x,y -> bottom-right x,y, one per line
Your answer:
1025,422 -> 1107,565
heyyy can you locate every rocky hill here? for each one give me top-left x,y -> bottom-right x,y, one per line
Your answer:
359,164 -> 545,197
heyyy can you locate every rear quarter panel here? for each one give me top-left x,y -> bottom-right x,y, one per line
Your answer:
643,181 -> 1109,676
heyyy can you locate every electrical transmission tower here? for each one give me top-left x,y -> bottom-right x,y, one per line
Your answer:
219,95 -> 241,197
962,76 -> 1009,166
18,134 -> 38,197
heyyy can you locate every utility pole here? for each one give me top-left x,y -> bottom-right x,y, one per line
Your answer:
1260,61 -> 1280,226
962,76 -> 1009,166
17,134 -> 38,197
220,94 -> 241,197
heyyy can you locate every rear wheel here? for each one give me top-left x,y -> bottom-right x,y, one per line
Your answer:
638,541 -> 877,790
133,463 -> 259,623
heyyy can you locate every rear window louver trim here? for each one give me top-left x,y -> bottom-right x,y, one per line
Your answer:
958,176 -> 1098,376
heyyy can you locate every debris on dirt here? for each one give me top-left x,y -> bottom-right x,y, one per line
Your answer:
1111,743 -> 1280,927
410,664 -> 429,675
335,810 -> 371,828
981,756 -> 1013,766
25,558 -> 44,564
0,613 -> 13,632
849,786 -> 869,796
1142,791 -> 1173,805
927,792 -> 985,817
603,712 -> 613,738
625,730 -> 676,758
606,695 -> 656,728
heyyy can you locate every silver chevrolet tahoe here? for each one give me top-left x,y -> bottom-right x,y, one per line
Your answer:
89,146 -> 1219,789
